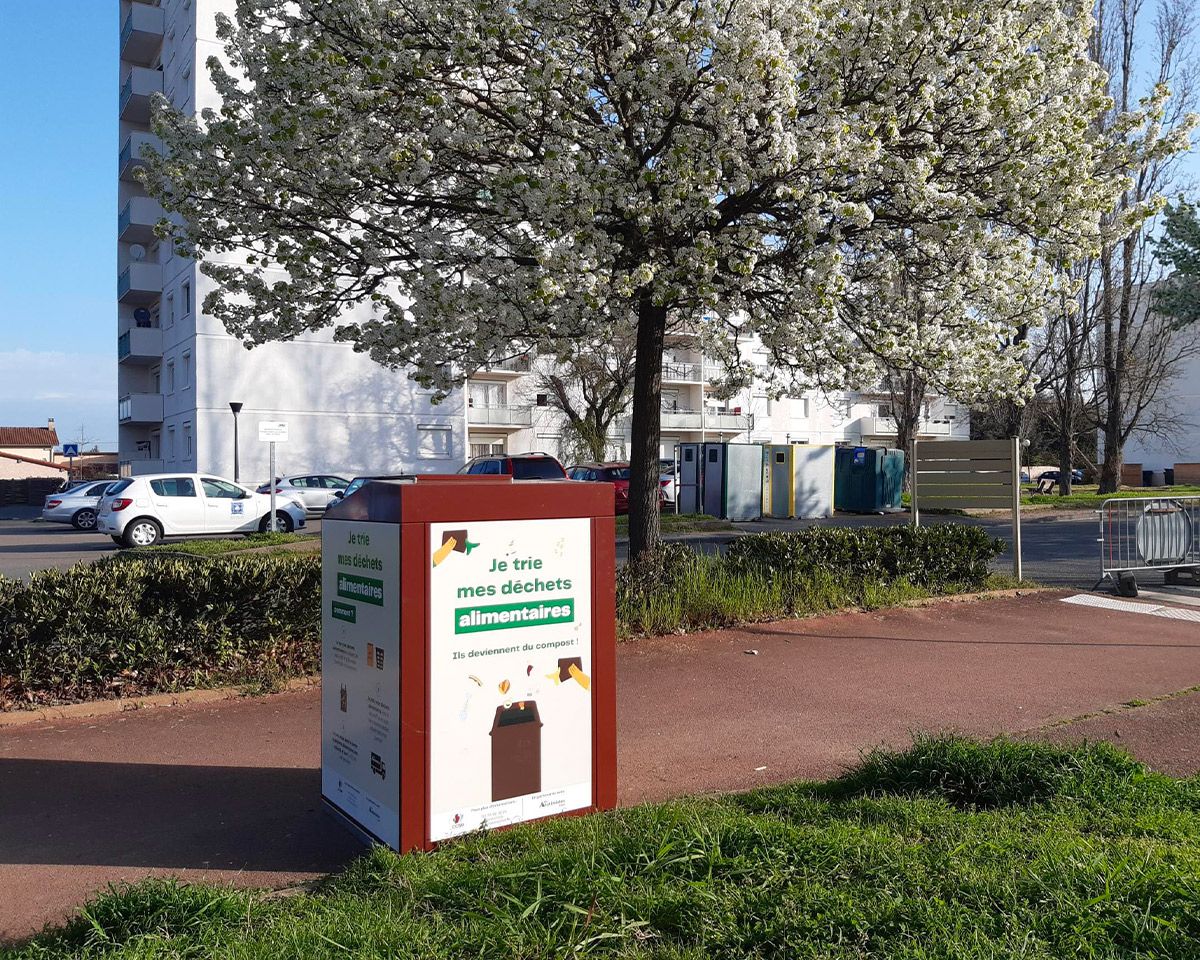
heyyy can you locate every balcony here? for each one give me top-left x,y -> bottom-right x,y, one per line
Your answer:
119,66 -> 163,124
119,458 -> 165,478
707,412 -> 747,432
118,327 -> 163,364
117,262 -> 162,304
467,404 -> 533,428
119,132 -> 161,182
120,3 -> 164,66
864,416 -> 954,438
660,409 -> 703,431
118,197 -> 164,244
118,393 -> 164,424
662,361 -> 701,383
477,354 -> 533,377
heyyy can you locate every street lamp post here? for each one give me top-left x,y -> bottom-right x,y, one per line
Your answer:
229,402 -> 243,481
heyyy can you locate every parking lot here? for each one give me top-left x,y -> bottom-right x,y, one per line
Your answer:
0,506 -> 1104,586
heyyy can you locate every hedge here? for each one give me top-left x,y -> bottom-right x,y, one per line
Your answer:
618,524 -> 1007,635
2,525 -> 1007,707
0,554 -> 321,709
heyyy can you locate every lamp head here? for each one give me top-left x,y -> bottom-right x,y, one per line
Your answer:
229,402 -> 243,415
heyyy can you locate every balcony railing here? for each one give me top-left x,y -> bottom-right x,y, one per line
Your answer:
119,66 -> 163,124
117,262 -> 162,304
118,393 -> 165,424
118,327 -> 162,364
467,404 -> 533,427
118,197 -> 164,244
119,132 -> 161,181
120,3 -> 164,66
119,458 -> 165,478
662,361 -> 702,382
865,416 -> 954,438
478,354 -> 533,375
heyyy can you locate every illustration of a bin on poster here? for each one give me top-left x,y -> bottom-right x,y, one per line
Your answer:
491,702 -> 542,801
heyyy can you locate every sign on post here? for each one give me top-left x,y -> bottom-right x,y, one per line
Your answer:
61,443 -> 80,458
319,477 -> 617,852
258,421 -> 288,528
911,437 -> 1023,580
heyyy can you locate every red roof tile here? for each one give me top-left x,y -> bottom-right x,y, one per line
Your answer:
0,426 -> 60,447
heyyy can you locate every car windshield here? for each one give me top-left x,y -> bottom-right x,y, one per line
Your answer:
512,458 -> 563,480
105,479 -> 134,497
602,467 -> 630,481
343,478 -> 365,497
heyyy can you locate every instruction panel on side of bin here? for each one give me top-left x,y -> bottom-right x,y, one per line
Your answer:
320,519 -> 402,848
428,517 -> 593,841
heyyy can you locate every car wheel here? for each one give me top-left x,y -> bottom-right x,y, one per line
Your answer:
122,518 -> 162,548
260,511 -> 295,533
71,508 -> 97,530
111,535 -> 123,546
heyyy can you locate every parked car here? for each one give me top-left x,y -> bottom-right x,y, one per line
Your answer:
1037,469 -> 1085,484
458,452 -> 567,479
42,480 -> 118,530
96,474 -> 307,548
255,474 -> 351,516
334,474 -> 413,501
567,463 -> 632,513
659,458 -> 678,506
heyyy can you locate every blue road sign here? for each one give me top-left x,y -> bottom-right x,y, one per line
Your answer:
62,443 -> 80,458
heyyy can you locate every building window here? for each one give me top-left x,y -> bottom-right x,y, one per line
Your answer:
182,351 -> 191,388
417,425 -> 452,459
166,361 -> 175,394
165,294 -> 175,328
470,439 -> 506,458
183,421 -> 192,457
151,365 -> 161,394
182,282 -> 192,316
167,426 -> 176,459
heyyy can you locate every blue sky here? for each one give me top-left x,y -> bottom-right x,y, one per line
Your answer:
0,4 -> 1195,453
0,2 -> 115,448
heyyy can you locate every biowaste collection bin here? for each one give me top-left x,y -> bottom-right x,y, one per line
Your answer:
320,476 -> 617,852
834,446 -> 905,513
762,444 -> 835,519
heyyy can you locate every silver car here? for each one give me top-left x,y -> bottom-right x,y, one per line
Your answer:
256,474 -> 350,516
42,481 -> 118,530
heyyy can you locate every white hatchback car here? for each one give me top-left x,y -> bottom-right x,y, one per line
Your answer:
97,473 -> 307,548
42,480 -> 118,530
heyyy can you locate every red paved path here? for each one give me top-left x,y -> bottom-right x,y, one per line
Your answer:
3,591 -> 1200,940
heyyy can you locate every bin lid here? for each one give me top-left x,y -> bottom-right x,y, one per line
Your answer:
490,701 -> 542,733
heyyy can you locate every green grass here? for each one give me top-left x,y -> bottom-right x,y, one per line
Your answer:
140,532 -> 317,557
1023,483 -> 1200,509
616,513 -> 736,535
9,737 -> 1200,958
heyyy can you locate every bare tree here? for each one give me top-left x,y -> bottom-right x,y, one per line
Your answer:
531,328 -> 637,464
1092,0 -> 1198,492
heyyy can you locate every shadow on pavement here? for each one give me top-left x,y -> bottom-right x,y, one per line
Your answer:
0,759 -> 362,872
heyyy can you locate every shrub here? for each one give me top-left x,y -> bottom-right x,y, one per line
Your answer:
0,554 -> 320,708
725,523 -> 1005,592
617,525 -> 1006,636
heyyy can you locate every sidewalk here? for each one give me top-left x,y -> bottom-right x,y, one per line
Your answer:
4,590 -> 1200,940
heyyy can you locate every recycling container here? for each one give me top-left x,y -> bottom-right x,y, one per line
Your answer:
762,444 -> 835,519
834,446 -> 905,513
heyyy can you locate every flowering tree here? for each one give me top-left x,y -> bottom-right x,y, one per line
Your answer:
144,0 -> 1139,557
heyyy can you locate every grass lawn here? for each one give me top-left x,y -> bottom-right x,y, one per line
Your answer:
8,737 -> 1200,958
1024,483 -> 1200,508
140,532 -> 318,557
616,512 -> 736,535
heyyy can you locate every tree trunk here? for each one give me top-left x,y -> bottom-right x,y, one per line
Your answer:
1099,414 -> 1123,493
628,296 -> 667,559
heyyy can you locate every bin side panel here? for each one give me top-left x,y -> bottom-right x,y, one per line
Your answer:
793,445 -> 835,519
724,444 -> 763,521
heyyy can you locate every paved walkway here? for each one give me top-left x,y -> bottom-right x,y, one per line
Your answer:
4,591 -> 1200,940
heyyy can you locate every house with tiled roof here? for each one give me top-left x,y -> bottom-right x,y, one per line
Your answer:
0,419 -> 59,462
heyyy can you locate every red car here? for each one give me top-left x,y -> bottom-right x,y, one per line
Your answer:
567,462 -> 665,514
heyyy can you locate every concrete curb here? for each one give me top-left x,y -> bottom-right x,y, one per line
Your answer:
0,677 -> 318,728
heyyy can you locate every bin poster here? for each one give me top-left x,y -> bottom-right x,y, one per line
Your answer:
428,517 -> 593,841
320,519 -> 402,849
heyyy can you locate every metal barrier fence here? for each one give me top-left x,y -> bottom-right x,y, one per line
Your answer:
1099,496 -> 1200,580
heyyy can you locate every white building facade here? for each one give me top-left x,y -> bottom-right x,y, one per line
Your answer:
118,0 -> 968,482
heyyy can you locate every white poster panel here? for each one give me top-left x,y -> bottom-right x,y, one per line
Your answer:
321,519 -> 401,848
428,517 -> 593,841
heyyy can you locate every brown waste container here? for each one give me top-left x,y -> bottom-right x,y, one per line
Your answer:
490,702 -> 543,801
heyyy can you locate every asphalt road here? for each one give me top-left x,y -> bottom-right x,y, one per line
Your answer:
0,508 -> 1103,585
